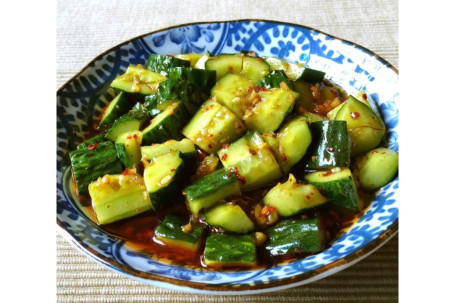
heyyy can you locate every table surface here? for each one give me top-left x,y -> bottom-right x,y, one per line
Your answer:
56,0 -> 398,302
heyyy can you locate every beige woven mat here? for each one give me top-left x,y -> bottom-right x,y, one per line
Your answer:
57,1 -> 398,301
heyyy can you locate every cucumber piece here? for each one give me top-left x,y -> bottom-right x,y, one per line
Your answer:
217,131 -> 282,190
304,168 -> 363,213
194,51 -> 211,69
353,148 -> 399,190
264,57 -> 325,82
154,215 -> 206,252
182,99 -> 246,153
110,65 -> 167,95
244,88 -> 299,133
114,131 -> 143,169
77,134 -> 106,150
241,55 -> 270,82
304,120 -> 350,170
205,54 -> 243,80
145,54 -> 191,74
143,150 -> 184,211
174,53 -> 204,67
257,70 -> 293,90
273,116 -> 312,173
265,217 -> 325,256
98,92 -> 135,129
326,102 -> 344,120
69,141 -> 124,195
203,203 -> 255,233
191,153 -> 220,181
334,96 -> 386,156
292,80 -> 313,111
167,67 -> 216,93
303,111 -> 329,123
104,110 -> 150,141
263,174 -> 327,216
354,90 -> 372,107
205,53 -> 270,82
204,233 -> 256,267
142,93 -> 166,117
141,138 -> 197,174
141,138 -> 196,162
142,102 -> 191,145
183,168 -> 241,216
143,78 -> 205,116
210,73 -> 256,119
88,170 -> 152,225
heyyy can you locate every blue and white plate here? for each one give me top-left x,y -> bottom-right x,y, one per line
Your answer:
57,20 -> 398,294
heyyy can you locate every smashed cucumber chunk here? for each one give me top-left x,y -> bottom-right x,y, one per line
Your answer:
263,174 -> 327,217
204,233 -> 256,267
203,203 -> 255,233
154,215 -> 206,252
88,170 -> 152,225
183,168 -> 241,216
353,147 -> 399,190
265,217 -> 325,256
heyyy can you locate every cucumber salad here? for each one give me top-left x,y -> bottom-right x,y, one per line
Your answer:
69,51 -> 398,269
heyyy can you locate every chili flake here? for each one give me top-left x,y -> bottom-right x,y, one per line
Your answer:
88,143 -> 99,150
259,205 -> 276,217
350,112 -> 360,119
231,166 -> 246,184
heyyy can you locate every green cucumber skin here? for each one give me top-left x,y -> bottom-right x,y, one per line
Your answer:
144,78 -> 205,116
304,170 -> 363,213
77,134 -> 106,150
69,141 -> 124,195
146,54 -> 191,74
204,233 -> 256,266
167,67 -> 216,93
114,143 -> 132,169
98,92 -> 135,129
145,156 -> 185,211
257,70 -> 293,89
184,168 -> 239,201
105,110 -> 150,141
141,139 -> 197,176
154,215 -> 205,245
299,68 -> 325,83
142,102 -> 191,145
203,203 -> 255,234
265,217 -> 324,256
205,54 -> 243,80
304,120 -> 350,170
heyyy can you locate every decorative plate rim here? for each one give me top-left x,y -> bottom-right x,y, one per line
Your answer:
57,19 -> 398,294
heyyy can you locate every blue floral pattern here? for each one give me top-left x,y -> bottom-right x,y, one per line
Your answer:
57,20 -> 398,294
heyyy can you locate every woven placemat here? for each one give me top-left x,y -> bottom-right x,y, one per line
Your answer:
57,1 -> 398,301
57,232 -> 397,302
